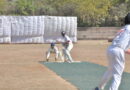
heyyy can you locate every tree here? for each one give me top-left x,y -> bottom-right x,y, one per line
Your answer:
0,0 -> 130,26
74,0 -> 111,26
15,0 -> 36,15
0,0 -> 7,14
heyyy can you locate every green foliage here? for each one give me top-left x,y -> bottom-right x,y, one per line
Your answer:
75,0 -> 111,26
0,0 -> 7,14
111,0 -> 129,4
15,0 -> 36,15
0,0 -> 130,26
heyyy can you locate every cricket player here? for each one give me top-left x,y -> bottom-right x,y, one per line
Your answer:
46,43 -> 59,61
95,13 -> 130,90
61,31 -> 74,63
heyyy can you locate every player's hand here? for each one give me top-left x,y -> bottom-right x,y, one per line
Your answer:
125,49 -> 130,55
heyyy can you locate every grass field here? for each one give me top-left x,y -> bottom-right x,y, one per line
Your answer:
0,40 -> 130,90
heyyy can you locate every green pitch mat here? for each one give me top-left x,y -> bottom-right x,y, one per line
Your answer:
41,62 -> 130,90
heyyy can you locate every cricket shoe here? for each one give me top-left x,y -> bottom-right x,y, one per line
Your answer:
94,87 -> 103,90
94,87 -> 99,90
46,59 -> 49,62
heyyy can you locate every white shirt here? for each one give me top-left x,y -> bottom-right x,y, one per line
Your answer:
48,46 -> 59,53
63,35 -> 72,44
112,25 -> 130,51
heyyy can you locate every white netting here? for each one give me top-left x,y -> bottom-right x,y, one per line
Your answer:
11,36 -> 44,43
44,16 -> 77,43
0,16 -> 77,43
11,16 -> 44,43
0,16 -> 11,43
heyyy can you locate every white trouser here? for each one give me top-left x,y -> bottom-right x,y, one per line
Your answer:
62,43 -> 74,62
99,46 -> 125,90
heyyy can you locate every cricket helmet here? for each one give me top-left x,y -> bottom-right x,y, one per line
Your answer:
125,13 -> 130,25
61,31 -> 66,36
51,43 -> 55,47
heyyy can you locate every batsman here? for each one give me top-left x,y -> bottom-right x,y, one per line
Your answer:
61,31 -> 74,63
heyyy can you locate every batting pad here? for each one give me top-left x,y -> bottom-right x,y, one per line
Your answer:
41,61 -> 130,90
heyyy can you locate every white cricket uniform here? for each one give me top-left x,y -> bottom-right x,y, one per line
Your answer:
99,25 -> 130,90
46,46 -> 59,60
62,35 -> 74,62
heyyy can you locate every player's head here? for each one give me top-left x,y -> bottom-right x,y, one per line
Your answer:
61,31 -> 66,37
51,43 -> 55,48
124,13 -> 130,25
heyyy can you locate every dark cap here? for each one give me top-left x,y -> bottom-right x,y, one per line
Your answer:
51,43 -> 55,46
61,31 -> 66,36
125,13 -> 130,25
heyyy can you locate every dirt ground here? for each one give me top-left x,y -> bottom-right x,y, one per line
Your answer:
0,40 -> 130,90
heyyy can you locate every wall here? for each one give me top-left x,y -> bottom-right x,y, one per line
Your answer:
77,27 -> 121,40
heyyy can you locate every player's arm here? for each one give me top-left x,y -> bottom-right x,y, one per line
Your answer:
125,49 -> 130,55
54,46 -> 59,53
56,39 -> 64,44
65,40 -> 70,44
